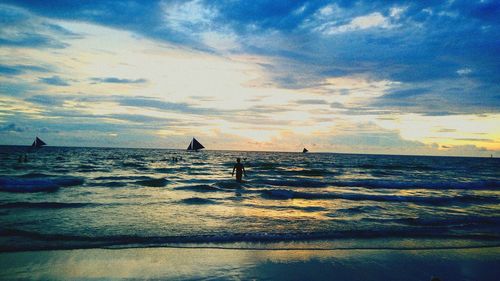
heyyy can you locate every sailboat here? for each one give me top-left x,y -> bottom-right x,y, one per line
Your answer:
302,147 -> 308,153
187,137 -> 205,151
31,136 -> 47,148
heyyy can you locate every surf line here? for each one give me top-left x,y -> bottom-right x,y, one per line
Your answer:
103,243 -> 500,252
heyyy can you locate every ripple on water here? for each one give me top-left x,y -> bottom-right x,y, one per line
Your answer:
180,197 -> 217,205
135,177 -> 168,187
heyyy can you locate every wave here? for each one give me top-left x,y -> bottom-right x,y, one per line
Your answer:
78,164 -> 96,170
283,168 -> 335,177
330,179 -> 500,190
52,168 -> 70,173
18,173 -> 52,178
94,176 -> 150,181
396,215 -> 500,227
2,228 -> 499,252
99,181 -> 127,187
251,162 -> 279,170
351,215 -> 500,231
334,205 -> 386,214
135,177 -> 168,187
261,189 -> 499,204
121,161 -> 144,168
191,162 -> 208,166
213,181 -> 245,189
78,168 -> 110,172
180,197 -> 217,205
0,202 -> 96,209
154,168 -> 176,173
247,204 -> 327,212
262,189 -> 294,199
250,178 -> 499,191
255,179 -> 328,188
175,184 -> 227,193
0,176 -> 84,193
358,163 -> 434,171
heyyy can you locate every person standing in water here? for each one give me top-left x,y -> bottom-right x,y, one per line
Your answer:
18,154 -> 28,163
232,158 -> 246,183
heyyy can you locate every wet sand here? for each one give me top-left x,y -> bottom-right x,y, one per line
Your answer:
1,245 -> 498,280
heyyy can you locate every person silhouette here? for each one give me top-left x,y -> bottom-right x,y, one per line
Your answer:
18,154 -> 27,163
232,158 -> 246,183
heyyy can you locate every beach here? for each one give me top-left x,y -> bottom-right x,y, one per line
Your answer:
1,243 -> 499,280
2,0 -> 499,279
1,146 -> 499,279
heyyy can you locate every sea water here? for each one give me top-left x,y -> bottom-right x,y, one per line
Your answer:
0,146 -> 499,251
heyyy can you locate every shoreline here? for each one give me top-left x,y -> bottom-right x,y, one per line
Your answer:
2,236 -> 500,253
1,244 -> 499,280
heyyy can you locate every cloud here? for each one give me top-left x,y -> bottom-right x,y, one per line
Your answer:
90,77 -> 147,84
439,144 -> 491,154
295,99 -> 328,105
38,76 -> 70,86
330,102 -> 346,109
371,79 -> 500,116
160,0 -> 240,52
0,4 -> 76,48
0,65 -> 23,76
39,127 -> 58,133
0,81 -> 39,97
25,94 -> 64,106
345,12 -> 391,30
0,64 -> 49,76
4,1 -> 497,86
1,1 -> 498,154
217,123 -> 432,154
0,34 -> 68,48
0,123 -> 26,132
389,6 -> 407,19
117,96 -> 214,115
436,128 -> 456,133
454,138 -> 494,143
318,12 -> 393,35
107,114 -> 173,124
22,93 -> 223,122
331,131 -> 423,149
211,1 -> 318,32
162,0 -> 217,33
189,95 -> 217,102
456,68 -> 472,76
382,88 -> 429,99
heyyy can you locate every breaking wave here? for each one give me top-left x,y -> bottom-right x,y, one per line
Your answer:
261,189 -> 499,204
2,228 -> 499,252
0,175 -> 84,193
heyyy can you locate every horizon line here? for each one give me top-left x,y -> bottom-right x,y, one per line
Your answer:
0,144 -> 495,159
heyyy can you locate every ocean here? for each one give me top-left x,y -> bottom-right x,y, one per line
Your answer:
0,146 -> 499,252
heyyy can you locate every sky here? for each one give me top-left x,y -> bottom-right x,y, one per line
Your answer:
0,0 -> 498,156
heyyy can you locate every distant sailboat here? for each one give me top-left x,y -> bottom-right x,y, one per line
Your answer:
302,147 -> 308,153
187,137 -> 205,151
31,137 -> 46,148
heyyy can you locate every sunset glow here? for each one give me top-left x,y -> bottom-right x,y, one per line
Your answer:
1,1 -> 498,156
